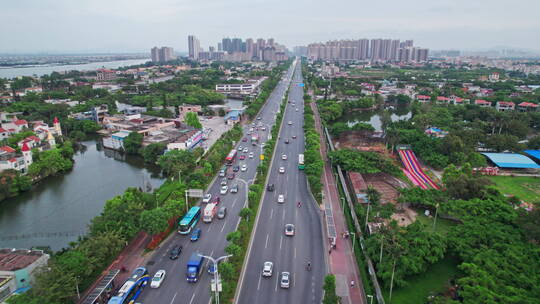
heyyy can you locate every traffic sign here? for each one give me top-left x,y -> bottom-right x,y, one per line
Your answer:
187,189 -> 204,197
298,83 -> 305,87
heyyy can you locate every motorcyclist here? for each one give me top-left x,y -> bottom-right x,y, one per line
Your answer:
306,262 -> 311,270
297,201 -> 301,207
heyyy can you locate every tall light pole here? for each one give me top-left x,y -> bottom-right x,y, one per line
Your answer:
433,203 -> 440,232
340,197 -> 345,210
198,254 -> 233,304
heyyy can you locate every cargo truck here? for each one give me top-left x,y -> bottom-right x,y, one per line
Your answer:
186,253 -> 204,282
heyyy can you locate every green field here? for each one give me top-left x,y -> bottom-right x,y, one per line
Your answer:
415,212 -> 458,235
383,255 -> 461,304
488,176 -> 540,203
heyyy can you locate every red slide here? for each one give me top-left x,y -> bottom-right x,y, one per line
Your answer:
399,149 -> 439,189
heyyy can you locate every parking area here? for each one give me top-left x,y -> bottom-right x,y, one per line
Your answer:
200,116 -> 232,150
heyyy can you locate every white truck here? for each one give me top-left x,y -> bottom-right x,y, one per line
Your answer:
203,203 -> 218,223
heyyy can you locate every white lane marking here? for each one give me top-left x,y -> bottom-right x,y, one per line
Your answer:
207,224 -> 213,233
170,292 -> 177,304
211,250 -> 214,256
188,293 -> 195,304
220,222 -> 226,233
257,275 -> 262,290
294,246 -> 297,260
279,235 -> 283,250
293,272 -> 296,288
265,233 -> 269,249
270,208 -> 274,219
282,209 -> 285,221
235,217 -> 241,230
275,273 -> 279,291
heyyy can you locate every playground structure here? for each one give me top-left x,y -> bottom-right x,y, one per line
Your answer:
397,146 -> 439,190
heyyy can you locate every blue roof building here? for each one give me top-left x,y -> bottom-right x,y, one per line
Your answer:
524,150 -> 540,162
481,152 -> 540,169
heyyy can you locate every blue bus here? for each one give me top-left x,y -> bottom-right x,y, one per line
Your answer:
107,267 -> 149,304
179,206 -> 201,234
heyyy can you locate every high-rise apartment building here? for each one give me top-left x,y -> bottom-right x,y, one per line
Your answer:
151,46 -> 175,63
306,38 -> 427,63
188,35 -> 200,60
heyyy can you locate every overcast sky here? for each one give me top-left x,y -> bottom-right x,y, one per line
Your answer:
1,0 -> 539,54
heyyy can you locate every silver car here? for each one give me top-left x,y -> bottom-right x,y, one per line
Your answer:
262,261 -> 273,277
280,272 -> 290,288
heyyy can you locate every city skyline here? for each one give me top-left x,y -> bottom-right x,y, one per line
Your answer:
1,0 -> 539,53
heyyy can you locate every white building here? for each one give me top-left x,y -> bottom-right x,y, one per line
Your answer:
102,131 -> 131,150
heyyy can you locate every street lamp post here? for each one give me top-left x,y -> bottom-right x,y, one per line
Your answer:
340,197 -> 345,210
198,254 -> 233,304
185,190 -> 189,213
433,203 -> 440,232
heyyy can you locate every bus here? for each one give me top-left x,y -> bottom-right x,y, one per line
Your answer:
225,149 -> 237,165
107,267 -> 149,304
251,133 -> 259,146
298,154 -> 305,170
179,206 -> 201,234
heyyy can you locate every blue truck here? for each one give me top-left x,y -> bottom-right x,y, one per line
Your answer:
186,253 -> 204,282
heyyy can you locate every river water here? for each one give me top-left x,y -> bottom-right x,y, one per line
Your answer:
0,58 -> 149,79
0,139 -> 164,251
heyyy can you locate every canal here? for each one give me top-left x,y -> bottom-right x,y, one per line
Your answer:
0,139 -> 164,251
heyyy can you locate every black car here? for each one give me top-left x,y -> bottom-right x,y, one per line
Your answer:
284,139 -> 289,144
267,183 -> 275,191
233,165 -> 240,172
169,245 -> 182,260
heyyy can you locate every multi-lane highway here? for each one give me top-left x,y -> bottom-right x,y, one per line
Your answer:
136,61 -> 297,304
237,61 -> 326,304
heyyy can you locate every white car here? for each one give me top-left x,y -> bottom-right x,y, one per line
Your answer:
285,224 -> 295,236
262,261 -> 273,277
241,164 -> 247,172
202,194 -> 212,203
150,270 -> 166,288
220,185 -> 228,194
249,152 -> 254,158
288,121 -> 292,125
282,154 -> 287,160
280,272 -> 290,288
279,167 -> 285,174
243,148 -> 249,153
238,145 -> 243,151
277,194 -> 285,203
262,127 -> 266,131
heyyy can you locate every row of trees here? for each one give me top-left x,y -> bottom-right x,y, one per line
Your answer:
303,93 -> 324,202
329,148 -> 401,177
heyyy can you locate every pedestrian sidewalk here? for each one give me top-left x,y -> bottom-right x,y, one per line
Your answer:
311,102 -> 365,304
79,231 -> 151,303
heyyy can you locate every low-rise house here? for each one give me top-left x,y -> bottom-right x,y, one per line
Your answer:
495,101 -> 515,112
165,129 -> 204,151
178,104 -> 202,120
96,69 -> 118,81
0,143 -> 32,173
475,99 -> 492,108
517,102 -> 539,112
1,118 -> 28,135
436,96 -> 451,104
416,95 -> 431,103
0,248 -> 50,302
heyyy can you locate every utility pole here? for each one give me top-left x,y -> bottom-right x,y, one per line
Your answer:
433,203 -> 440,232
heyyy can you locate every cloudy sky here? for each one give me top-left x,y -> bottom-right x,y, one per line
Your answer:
1,0 -> 539,53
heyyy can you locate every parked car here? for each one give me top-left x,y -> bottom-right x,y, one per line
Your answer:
267,184 -> 275,191
277,194 -> 285,203
220,185 -> 228,194
285,224 -> 295,236
190,228 -> 201,242
150,270 -> 166,288
231,184 -> 239,193
280,272 -> 290,288
202,194 -> 212,203
217,207 -> 227,219
169,245 -> 182,260
262,261 -> 273,277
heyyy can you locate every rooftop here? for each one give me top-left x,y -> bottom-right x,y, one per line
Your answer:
0,249 -> 45,271
481,153 -> 540,169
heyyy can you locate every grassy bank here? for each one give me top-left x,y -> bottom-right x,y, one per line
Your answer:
488,175 -> 540,203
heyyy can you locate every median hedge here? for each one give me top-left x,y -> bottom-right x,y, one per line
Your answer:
219,85 -> 290,302
303,92 -> 324,203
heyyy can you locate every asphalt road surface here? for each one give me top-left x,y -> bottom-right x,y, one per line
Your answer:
136,61 -> 297,304
236,61 -> 326,304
